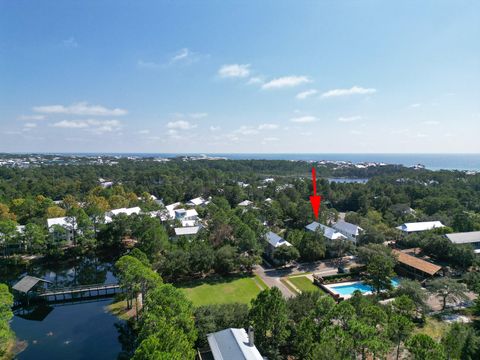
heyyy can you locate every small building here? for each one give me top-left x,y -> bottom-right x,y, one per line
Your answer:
186,197 -> 207,207
203,327 -> 263,360
238,200 -> 253,207
305,221 -> 347,241
12,275 -> 52,300
396,221 -> 445,234
332,220 -> 363,243
174,225 -> 203,237
107,207 -> 141,217
393,249 -> 443,280
47,216 -> 76,243
265,231 -> 292,257
446,231 -> 480,254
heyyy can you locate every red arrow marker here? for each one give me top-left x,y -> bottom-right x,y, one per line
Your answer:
309,167 -> 322,219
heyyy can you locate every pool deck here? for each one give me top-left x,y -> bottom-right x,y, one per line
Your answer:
323,280 -> 372,300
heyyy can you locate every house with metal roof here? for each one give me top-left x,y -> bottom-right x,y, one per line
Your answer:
396,221 -> 445,233
174,225 -> 203,237
305,221 -> 347,241
265,231 -> 292,258
186,196 -> 208,207
446,231 -> 480,254
332,220 -> 363,243
47,216 -> 77,243
238,200 -> 253,207
203,327 -> 263,360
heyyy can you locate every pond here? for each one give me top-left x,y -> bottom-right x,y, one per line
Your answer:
1,252 -> 127,360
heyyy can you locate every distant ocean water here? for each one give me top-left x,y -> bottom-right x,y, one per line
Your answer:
58,153 -> 480,171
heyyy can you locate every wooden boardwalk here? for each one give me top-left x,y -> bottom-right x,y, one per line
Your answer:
37,283 -> 121,302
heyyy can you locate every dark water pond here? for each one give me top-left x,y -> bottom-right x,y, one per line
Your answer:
2,252 -> 126,360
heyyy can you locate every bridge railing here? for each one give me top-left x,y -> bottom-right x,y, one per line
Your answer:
36,283 -> 119,295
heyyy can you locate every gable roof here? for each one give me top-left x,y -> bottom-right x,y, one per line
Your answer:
393,250 -> 442,276
238,200 -> 253,207
174,226 -> 202,236
187,197 -> 206,206
333,220 -> 363,236
12,276 -> 52,293
109,207 -> 141,216
47,217 -> 76,230
305,222 -> 347,240
265,231 -> 291,248
207,328 -> 263,360
446,231 -> 480,244
396,221 -> 445,233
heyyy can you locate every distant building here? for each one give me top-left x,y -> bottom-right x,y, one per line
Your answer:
332,220 -> 363,243
305,221 -> 347,241
265,231 -> 292,257
202,327 -> 263,360
238,200 -> 253,207
446,231 -> 480,254
396,221 -> 445,234
47,216 -> 76,243
174,225 -> 203,237
186,197 -> 208,207
105,207 -> 142,223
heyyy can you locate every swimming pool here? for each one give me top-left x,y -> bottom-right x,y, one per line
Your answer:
328,278 -> 400,297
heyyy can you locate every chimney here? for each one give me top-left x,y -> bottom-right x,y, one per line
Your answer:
247,326 -> 254,347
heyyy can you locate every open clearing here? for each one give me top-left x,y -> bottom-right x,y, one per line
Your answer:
179,275 -> 267,306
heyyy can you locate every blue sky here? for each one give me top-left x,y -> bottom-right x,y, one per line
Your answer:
0,0 -> 479,153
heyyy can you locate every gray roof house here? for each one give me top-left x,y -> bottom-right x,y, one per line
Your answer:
205,327 -> 263,360
332,220 -> 363,243
446,231 -> 480,254
305,221 -> 347,241
265,231 -> 292,258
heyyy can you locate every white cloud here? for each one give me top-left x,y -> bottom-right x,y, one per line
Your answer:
338,116 -> 363,123
63,37 -> 78,48
290,115 -> 317,123
233,126 -> 259,135
218,64 -> 251,78
210,126 -> 221,132
170,48 -> 190,63
321,86 -> 377,98
423,120 -> 440,125
137,129 -> 150,135
409,103 -> 421,108
262,137 -> 279,142
262,76 -> 311,90
258,123 -> 279,130
247,77 -> 263,85
23,122 -> 37,128
296,89 -> 317,99
189,112 -> 208,119
18,114 -> 46,121
51,119 -> 122,134
166,120 -> 196,130
350,129 -> 363,135
34,102 -> 127,116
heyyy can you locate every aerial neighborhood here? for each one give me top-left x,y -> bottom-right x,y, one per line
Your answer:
1,158 -> 480,359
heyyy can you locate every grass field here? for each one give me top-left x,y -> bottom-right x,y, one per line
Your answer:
179,275 -> 267,307
287,276 -> 322,293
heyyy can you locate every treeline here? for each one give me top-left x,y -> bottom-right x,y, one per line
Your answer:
115,248 -> 480,359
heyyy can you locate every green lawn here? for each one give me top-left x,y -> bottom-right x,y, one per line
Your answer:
179,275 -> 267,307
288,276 -> 322,293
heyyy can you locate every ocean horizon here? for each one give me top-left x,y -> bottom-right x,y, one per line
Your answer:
15,152 -> 480,171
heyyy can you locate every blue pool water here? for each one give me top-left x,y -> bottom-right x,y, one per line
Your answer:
331,278 -> 400,296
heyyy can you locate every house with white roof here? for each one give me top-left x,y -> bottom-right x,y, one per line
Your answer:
446,231 -> 480,254
104,207 -> 142,224
265,231 -> 292,257
160,202 -> 182,221
174,225 -> 203,237
47,216 -> 77,243
396,221 -> 445,234
186,196 -> 207,207
238,200 -> 253,207
305,221 -> 347,241
332,220 -> 364,243
202,327 -> 263,360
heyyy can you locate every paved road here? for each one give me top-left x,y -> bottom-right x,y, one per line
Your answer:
254,256 -> 358,298
254,264 -> 295,298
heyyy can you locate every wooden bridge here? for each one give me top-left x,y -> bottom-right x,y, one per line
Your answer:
37,283 -> 121,302
12,275 -> 122,304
